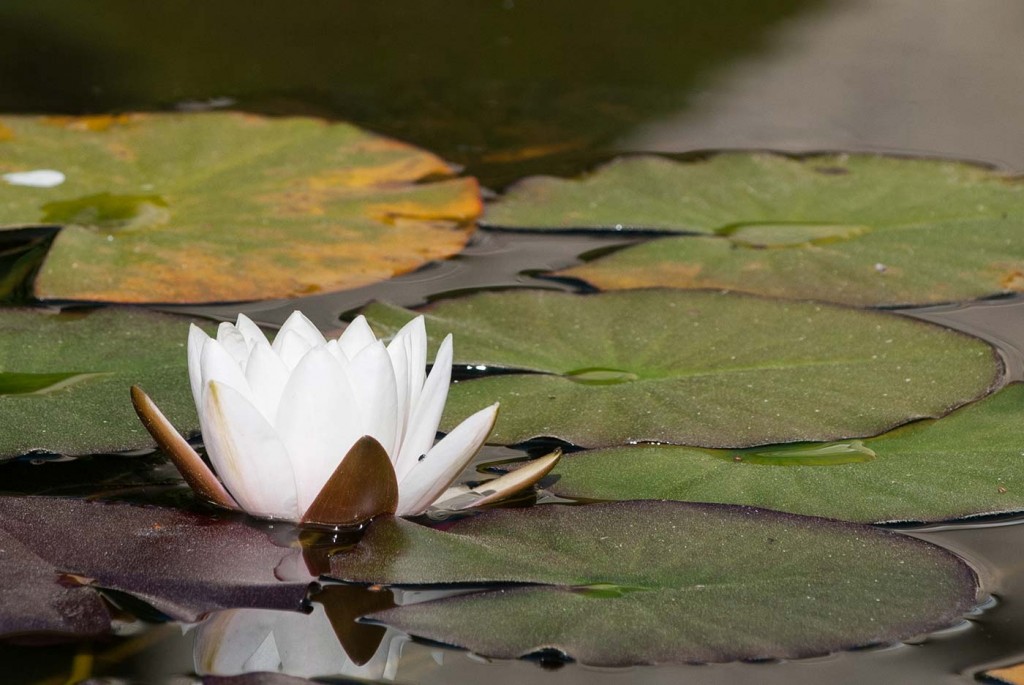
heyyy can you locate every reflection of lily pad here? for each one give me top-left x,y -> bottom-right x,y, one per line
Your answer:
364,290 -> 999,448
485,154 -> 1024,307
542,384 -> 1024,523
0,308 -> 206,458
0,113 -> 481,303
0,496 -> 312,636
330,502 -> 977,665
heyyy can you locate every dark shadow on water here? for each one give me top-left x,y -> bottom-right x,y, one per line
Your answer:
0,0 -> 822,188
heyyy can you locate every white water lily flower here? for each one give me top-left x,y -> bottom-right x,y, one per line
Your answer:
132,310 -> 560,525
185,311 -> 498,521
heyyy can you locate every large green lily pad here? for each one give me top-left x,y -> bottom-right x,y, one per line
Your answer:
484,154 -> 1024,307
330,502 -> 977,664
0,308 -> 203,458
0,113 -> 481,303
541,383 -> 1024,523
363,289 -> 1000,448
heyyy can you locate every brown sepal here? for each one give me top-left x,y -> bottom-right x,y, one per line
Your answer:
470,447 -> 562,508
302,435 -> 399,527
130,385 -> 238,510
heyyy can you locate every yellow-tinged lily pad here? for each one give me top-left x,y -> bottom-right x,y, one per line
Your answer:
0,308 -> 208,458
363,289 -> 1000,448
485,154 -> 1024,307
0,113 -> 481,303
329,502 -> 978,665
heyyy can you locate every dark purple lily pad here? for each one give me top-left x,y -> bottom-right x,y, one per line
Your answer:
0,496 -> 313,637
330,501 -> 978,665
0,528 -> 110,637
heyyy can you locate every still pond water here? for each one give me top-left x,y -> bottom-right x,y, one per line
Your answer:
3,1 -> 1024,683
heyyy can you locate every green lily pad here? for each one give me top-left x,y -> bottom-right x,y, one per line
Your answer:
541,383 -> 1024,524
0,113 -> 481,303
484,153 -> 1024,307
329,502 -> 978,665
0,308 -> 205,458
363,289 -> 1000,448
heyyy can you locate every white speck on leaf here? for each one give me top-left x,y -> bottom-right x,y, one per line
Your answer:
2,169 -> 66,188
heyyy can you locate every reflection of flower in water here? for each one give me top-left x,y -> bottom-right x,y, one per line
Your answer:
194,585 -> 428,681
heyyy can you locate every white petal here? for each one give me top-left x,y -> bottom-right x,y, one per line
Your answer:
338,315 -> 378,358
275,604 -> 369,675
386,316 -> 427,450
376,632 -> 410,681
344,340 -> 399,457
275,311 -> 326,349
234,313 -> 270,349
272,330 -> 313,370
324,339 -> 349,365
274,347 -> 362,513
200,338 -> 251,399
385,337 -> 410,448
244,342 -> 291,424
217,322 -> 250,366
243,634 -> 281,673
202,381 -> 299,519
395,334 -> 452,481
396,402 -> 498,516
194,609 -> 278,675
188,324 -> 212,410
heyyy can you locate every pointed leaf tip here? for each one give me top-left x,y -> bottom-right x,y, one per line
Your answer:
302,435 -> 399,526
130,385 -> 239,510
